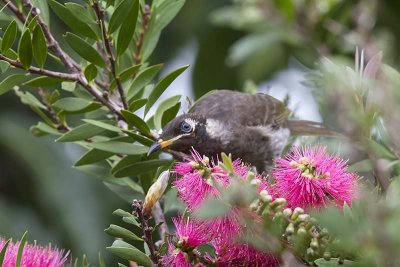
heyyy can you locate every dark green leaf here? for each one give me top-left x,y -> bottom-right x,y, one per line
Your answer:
0,74 -> 26,96
127,64 -> 163,100
111,155 -> 142,174
82,119 -> 122,133
0,239 -> 10,266
142,0 -> 185,61
74,149 -> 114,166
32,26 -> 47,68
30,121 -> 61,137
144,65 -> 189,115
26,16 -> 38,32
105,224 -> 143,241
88,141 -> 148,155
116,0 -> 139,56
110,65 -> 141,91
16,231 -> 27,267
123,130 -> 153,146
153,95 -> 180,129
107,240 -> 152,267
56,123 -> 105,142
0,60 -> 10,73
161,102 -> 180,128
24,76 -> 62,87
64,3 -> 97,24
121,110 -> 151,135
108,0 -> 137,34
1,20 -> 18,52
64,32 -> 106,67
84,64 -> 98,82
128,98 -> 147,112
53,97 -> 101,113
113,159 -> 172,178
112,209 -> 133,218
18,29 -> 33,69
48,0 -> 97,39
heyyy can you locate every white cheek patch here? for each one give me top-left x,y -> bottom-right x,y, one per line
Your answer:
206,119 -> 232,145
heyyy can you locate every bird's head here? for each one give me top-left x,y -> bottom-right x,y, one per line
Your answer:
147,114 -> 207,155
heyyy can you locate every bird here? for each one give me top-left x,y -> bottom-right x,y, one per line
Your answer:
147,90 -> 336,173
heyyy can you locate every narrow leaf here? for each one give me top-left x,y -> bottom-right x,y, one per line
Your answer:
53,97 -> 101,113
24,76 -> 62,87
123,130 -> 153,146
0,239 -> 11,266
144,65 -> 188,115
87,141 -> 148,155
110,65 -> 141,91
107,240 -> 152,267
126,64 -> 163,100
161,102 -> 180,128
0,74 -> 26,96
108,0 -> 137,34
113,159 -> 172,178
116,0 -> 139,56
74,149 -> 114,166
1,20 -> 18,52
111,155 -> 142,174
18,29 -> 33,69
153,95 -> 180,129
128,98 -> 147,112
105,224 -> 143,241
82,119 -> 122,133
56,123 -> 105,142
0,60 -> 10,73
121,110 -> 151,135
16,231 -> 28,267
32,26 -> 47,68
32,0 -> 50,25
64,32 -> 106,67
84,64 -> 98,82
30,121 -> 61,137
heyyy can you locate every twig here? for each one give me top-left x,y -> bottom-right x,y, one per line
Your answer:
134,4 -> 151,65
132,200 -> 159,264
37,88 -> 70,131
2,0 -> 26,22
152,201 -> 168,239
92,0 -> 128,110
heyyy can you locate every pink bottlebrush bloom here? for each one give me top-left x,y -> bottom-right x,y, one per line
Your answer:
202,211 -> 241,241
215,242 -> 280,267
172,251 -> 191,267
174,171 -> 220,209
160,242 -> 191,267
173,216 -> 209,249
0,237 -> 69,267
174,161 -> 195,175
273,146 -> 357,209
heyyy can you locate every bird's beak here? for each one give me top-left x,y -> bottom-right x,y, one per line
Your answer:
147,137 -> 180,156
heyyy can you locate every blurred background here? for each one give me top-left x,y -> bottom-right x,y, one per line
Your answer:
1,0 -> 400,264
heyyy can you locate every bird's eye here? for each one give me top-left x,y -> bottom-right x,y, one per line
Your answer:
180,121 -> 192,133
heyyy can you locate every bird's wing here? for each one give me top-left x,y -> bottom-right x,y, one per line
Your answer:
190,90 -> 289,127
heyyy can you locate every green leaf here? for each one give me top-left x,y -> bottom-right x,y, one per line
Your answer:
0,60 -> 10,73
15,88 -> 46,109
113,159 -> 172,178
123,130 -> 153,146
154,95 -> 180,129
161,102 -> 180,128
64,3 -> 97,24
18,29 -> 33,69
98,253 -> 106,267
221,152 -> 234,173
0,239 -> 11,266
144,65 -> 189,115
127,64 -> 163,100
84,64 -> 98,82
56,123 -> 105,142
0,74 -> 26,96
105,224 -> 143,241
82,119 -> 122,133
53,97 -> 101,113
112,209 -> 141,227
314,258 -> 355,267
142,0 -> 185,61
194,198 -> 230,219
1,20 -> 18,52
121,110 -> 151,135
108,0 -> 138,34
16,231 -> 28,267
24,76 -> 62,87
107,240 -> 152,267
116,0 -> 139,56
30,121 -> 61,137
111,155 -> 142,174
110,65 -> 141,91
128,98 -> 147,112
64,32 -> 106,67
61,81 -> 76,92
32,26 -> 47,68
74,149 -> 114,166
48,0 -> 97,39
113,209 -> 133,218
88,141 -> 148,155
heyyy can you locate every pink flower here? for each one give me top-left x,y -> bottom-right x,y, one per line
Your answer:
272,146 -> 357,209
215,242 -> 280,267
161,247 -> 191,267
0,237 -> 69,267
173,216 -> 209,249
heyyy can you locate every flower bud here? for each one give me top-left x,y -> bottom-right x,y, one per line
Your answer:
291,207 -> 304,220
285,223 -> 295,235
297,214 -> 310,223
310,238 -> 319,250
250,178 -> 261,187
259,190 -> 272,203
323,251 -> 331,260
283,208 -> 293,217
143,170 -> 170,218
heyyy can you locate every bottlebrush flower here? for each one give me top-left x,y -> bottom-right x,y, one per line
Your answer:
272,146 -> 357,209
173,216 -> 209,249
0,237 -> 68,267
160,245 -> 191,267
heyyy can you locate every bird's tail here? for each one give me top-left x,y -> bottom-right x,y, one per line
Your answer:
287,120 -> 342,137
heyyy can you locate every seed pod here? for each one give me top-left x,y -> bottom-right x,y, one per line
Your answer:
142,170 -> 170,218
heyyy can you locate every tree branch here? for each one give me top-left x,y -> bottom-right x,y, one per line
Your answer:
2,0 -> 27,22
134,4 -> 151,65
92,0 -> 128,110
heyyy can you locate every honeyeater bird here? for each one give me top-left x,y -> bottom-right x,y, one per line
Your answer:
147,90 -> 335,172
